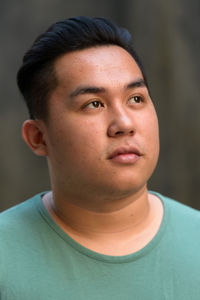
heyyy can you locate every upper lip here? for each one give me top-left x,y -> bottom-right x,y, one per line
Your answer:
108,146 -> 142,159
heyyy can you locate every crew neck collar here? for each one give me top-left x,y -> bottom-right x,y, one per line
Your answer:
36,191 -> 169,264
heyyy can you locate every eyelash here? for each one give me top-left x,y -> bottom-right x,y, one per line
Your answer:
85,100 -> 104,109
83,95 -> 144,110
128,95 -> 144,104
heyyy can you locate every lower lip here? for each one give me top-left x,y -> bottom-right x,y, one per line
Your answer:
109,153 -> 140,164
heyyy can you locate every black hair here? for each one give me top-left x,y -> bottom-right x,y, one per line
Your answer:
17,16 -> 148,120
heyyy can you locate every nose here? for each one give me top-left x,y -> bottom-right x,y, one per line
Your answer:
107,107 -> 135,138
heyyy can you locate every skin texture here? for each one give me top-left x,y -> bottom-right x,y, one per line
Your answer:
22,45 -> 163,255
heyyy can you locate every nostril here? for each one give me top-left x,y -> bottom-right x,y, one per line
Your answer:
115,131 -> 123,136
114,129 -> 134,136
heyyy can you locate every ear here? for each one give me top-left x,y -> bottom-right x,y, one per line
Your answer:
22,120 -> 48,156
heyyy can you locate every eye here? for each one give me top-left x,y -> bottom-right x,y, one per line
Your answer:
128,95 -> 143,104
85,100 -> 104,109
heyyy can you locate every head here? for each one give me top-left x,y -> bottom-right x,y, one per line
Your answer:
17,16 -> 148,120
18,17 -> 159,210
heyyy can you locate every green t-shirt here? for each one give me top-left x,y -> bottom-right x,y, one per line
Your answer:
0,192 -> 200,299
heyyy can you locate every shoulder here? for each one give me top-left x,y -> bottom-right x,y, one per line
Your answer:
151,191 -> 200,220
0,193 -> 48,261
1,194 -> 40,223
152,192 -> 200,279
0,193 -> 47,240
162,193 -> 199,221
151,191 -> 200,243
0,193 -> 49,289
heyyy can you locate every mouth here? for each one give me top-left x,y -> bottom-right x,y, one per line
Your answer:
108,146 -> 142,164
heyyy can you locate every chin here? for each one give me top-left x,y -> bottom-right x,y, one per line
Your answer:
100,166 -> 155,196
97,177 -> 148,198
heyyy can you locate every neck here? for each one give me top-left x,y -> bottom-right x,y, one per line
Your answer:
42,187 -> 163,255
44,187 -> 149,232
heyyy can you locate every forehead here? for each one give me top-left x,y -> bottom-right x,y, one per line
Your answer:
54,45 -> 144,89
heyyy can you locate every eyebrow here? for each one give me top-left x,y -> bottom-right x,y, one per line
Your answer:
126,78 -> 147,90
70,86 -> 106,98
70,78 -> 147,98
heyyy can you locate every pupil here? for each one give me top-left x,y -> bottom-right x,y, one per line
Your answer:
93,101 -> 99,107
135,96 -> 140,102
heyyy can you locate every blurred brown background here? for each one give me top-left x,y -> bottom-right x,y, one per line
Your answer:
0,0 -> 200,211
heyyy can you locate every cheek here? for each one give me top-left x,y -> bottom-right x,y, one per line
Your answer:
148,115 -> 159,140
48,119 -> 104,162
148,116 -> 160,161
140,110 -> 159,151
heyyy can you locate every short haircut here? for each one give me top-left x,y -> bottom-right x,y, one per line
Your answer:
17,16 -> 148,120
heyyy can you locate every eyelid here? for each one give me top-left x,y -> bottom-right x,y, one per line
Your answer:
83,99 -> 104,109
128,94 -> 145,103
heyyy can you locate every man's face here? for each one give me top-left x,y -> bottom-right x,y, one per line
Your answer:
41,45 -> 159,205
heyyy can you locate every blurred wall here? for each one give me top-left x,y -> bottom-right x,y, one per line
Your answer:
0,0 -> 200,211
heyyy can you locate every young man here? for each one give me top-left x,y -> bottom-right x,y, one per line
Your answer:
0,17 -> 199,299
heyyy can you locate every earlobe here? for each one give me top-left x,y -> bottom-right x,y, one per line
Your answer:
22,120 -> 48,156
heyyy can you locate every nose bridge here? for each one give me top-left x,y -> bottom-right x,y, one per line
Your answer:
114,103 -> 132,124
107,102 -> 135,137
